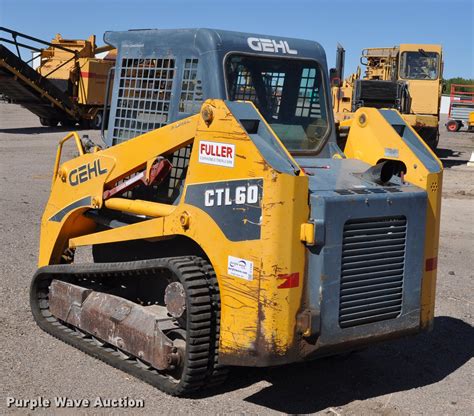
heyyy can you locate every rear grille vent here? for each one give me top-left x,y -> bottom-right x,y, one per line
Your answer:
339,216 -> 406,328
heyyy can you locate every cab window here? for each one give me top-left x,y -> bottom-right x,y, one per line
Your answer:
400,51 -> 439,80
225,54 -> 330,154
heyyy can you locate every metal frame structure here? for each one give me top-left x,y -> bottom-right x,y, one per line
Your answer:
0,27 -> 79,77
447,83 -> 474,122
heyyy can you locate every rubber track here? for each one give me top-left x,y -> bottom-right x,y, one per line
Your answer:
195,258 -> 229,386
30,256 -> 227,396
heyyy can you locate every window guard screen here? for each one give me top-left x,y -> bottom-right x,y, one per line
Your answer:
112,58 -> 175,145
179,58 -> 203,113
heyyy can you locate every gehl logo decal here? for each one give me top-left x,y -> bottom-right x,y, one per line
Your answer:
247,37 -> 298,55
69,159 -> 107,186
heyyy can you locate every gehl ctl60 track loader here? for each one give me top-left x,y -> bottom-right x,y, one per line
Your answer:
31,29 -> 442,396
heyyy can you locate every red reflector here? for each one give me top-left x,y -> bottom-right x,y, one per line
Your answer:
277,272 -> 300,289
425,257 -> 438,271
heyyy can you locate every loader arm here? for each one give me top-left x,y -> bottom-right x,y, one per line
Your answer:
40,112 -> 200,265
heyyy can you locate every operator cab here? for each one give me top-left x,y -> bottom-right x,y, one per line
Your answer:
103,28 -> 335,156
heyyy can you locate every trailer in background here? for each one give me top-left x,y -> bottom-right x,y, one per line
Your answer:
445,84 -> 474,132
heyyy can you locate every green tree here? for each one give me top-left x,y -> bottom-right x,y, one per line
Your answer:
442,77 -> 474,95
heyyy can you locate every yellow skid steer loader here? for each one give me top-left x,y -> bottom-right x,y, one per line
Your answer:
31,29 -> 442,396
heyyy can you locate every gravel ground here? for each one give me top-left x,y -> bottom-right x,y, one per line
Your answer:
0,104 -> 472,415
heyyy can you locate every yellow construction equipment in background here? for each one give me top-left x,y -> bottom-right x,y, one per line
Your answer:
30,29 -> 443,397
332,44 -> 443,149
38,33 -> 113,110
0,27 -> 114,128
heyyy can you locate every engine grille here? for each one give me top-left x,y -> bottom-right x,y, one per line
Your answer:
339,216 -> 407,328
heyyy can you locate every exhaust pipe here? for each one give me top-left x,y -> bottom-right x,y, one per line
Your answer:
361,161 -> 396,185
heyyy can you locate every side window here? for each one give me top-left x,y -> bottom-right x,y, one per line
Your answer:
231,65 -> 259,103
228,67 -> 285,120
261,71 -> 285,119
112,58 -> 175,145
179,58 -> 203,113
295,68 -> 322,118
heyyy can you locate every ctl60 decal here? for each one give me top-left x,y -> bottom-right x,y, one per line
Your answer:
198,141 -> 235,168
185,178 -> 263,241
204,184 -> 259,207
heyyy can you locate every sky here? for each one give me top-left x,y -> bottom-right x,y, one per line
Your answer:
1,0 -> 473,79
